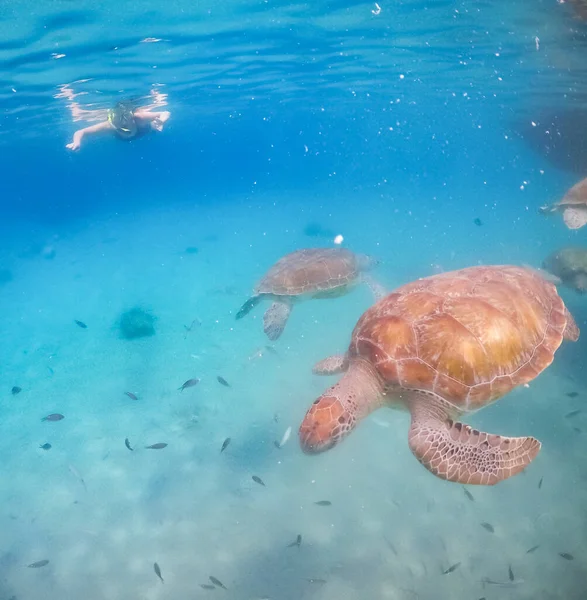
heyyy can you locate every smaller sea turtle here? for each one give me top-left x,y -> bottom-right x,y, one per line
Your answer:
236,248 -> 382,341
540,177 -> 587,229
569,0 -> 587,21
543,246 -> 587,292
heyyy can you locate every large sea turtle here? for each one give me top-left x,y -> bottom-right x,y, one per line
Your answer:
540,177 -> 587,229
543,246 -> 587,292
236,248 -> 381,341
299,265 -> 578,485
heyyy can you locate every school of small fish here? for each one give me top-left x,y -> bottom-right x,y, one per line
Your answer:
8,292 -> 583,597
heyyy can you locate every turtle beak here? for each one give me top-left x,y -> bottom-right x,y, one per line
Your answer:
298,394 -> 352,454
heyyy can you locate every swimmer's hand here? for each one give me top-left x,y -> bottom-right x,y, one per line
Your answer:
66,132 -> 83,151
150,111 -> 170,132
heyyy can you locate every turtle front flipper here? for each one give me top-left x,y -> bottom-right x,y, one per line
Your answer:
538,203 -> 556,215
263,300 -> 292,340
236,295 -> 262,320
407,393 -> 541,485
361,274 -> 387,301
312,354 -> 349,375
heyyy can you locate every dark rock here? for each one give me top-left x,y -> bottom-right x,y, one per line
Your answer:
118,307 -> 156,340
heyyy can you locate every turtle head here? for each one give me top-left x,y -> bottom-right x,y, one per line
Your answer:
356,253 -> 379,272
299,393 -> 357,454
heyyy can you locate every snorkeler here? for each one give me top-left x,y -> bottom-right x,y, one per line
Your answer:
58,86 -> 171,151
66,101 -> 170,151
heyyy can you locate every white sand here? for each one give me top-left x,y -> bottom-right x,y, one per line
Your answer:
0,184 -> 586,600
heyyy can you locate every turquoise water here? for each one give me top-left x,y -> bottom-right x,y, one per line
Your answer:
1,1 -> 587,598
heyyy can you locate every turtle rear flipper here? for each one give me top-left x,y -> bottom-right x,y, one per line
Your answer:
573,273 -> 587,294
563,206 -> 587,229
236,295 -> 262,319
263,300 -> 292,340
313,354 -> 349,375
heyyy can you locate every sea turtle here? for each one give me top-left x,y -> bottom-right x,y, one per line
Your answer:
569,0 -> 587,20
236,248 -> 382,341
540,177 -> 587,229
299,265 -> 579,485
543,246 -> 587,292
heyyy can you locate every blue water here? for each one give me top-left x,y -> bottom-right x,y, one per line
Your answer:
1,1 -> 587,598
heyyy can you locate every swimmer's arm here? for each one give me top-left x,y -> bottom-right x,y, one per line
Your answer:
133,110 -> 171,130
66,121 -> 112,151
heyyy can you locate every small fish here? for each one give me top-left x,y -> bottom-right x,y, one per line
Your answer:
288,534 -> 302,548
220,438 -> 231,453
480,522 -> 494,533
273,441 -> 281,449
179,378 -> 200,391
124,438 -> 134,451
11,386 -> 22,395
473,218 -> 483,226
145,443 -> 168,450
463,487 -> 475,502
154,562 -> 164,582
573,427 -> 582,433
306,578 -> 327,584
42,413 -> 64,422
538,477 -> 543,489
69,464 -> 87,491
27,560 -> 49,568
183,318 -> 201,338
264,345 -> 279,356
443,562 -> 461,574
481,577 -> 524,588
566,391 -> 579,398
217,376 -> 231,387
508,565 -> 514,581
314,500 -> 332,506
564,409 -> 581,418
124,391 -> 138,400
39,443 -> 51,450
209,576 -> 227,589
248,347 -> 266,361
252,475 -> 265,486
526,544 -> 540,554
383,535 -> 398,556
200,584 -> 216,589
277,426 -> 292,448
74,319 -> 87,329
559,552 -> 574,560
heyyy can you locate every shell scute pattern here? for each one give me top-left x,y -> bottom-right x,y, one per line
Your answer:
348,266 -> 568,412
255,248 -> 360,296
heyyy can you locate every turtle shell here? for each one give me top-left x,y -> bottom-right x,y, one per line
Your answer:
557,177 -> 587,207
347,265 -> 578,412
255,248 -> 363,296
